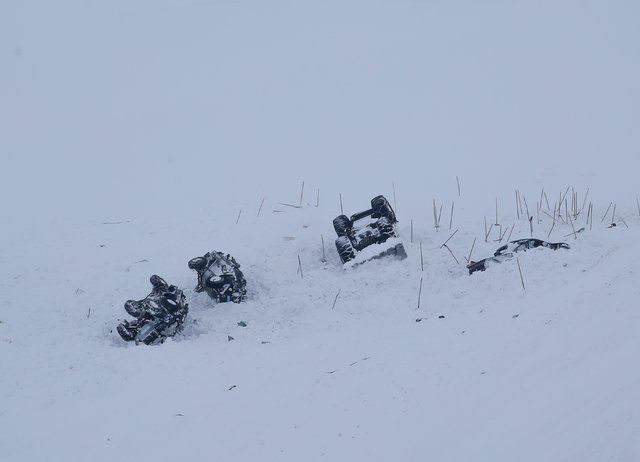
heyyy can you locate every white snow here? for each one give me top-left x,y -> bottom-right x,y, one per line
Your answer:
2,1 -> 640,461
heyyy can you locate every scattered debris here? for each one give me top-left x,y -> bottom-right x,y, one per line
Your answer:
468,238 -> 569,275
237,321 -> 247,327
227,335 -> 234,342
228,385 -> 237,391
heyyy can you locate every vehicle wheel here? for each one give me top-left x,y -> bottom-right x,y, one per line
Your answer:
124,300 -> 144,318
335,236 -> 356,263
371,195 -> 396,222
333,215 -> 352,237
377,217 -> 395,241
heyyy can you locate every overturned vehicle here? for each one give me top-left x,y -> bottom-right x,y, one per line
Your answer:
333,195 -> 406,265
467,238 -> 570,275
188,251 -> 247,303
117,275 -> 189,345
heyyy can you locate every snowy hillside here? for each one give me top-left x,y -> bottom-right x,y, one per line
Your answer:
2,1 -> 640,461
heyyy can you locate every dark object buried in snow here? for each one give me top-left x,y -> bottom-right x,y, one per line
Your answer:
117,275 -> 189,345
188,251 -> 247,303
467,238 -> 570,275
333,195 -> 406,264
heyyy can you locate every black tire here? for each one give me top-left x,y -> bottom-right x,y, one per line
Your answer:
333,215 -> 352,237
124,300 -> 144,318
371,195 -> 396,223
335,236 -> 356,263
377,217 -> 395,241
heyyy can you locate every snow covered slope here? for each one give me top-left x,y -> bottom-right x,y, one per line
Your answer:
2,1 -> 640,461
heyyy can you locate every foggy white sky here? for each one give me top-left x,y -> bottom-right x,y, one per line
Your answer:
2,0 -> 639,224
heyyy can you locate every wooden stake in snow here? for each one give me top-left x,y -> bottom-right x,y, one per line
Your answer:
443,244 -> 460,264
601,202 -> 613,223
440,229 -> 458,248
299,181 -> 305,206
484,217 -> 493,243
523,195 -> 531,222
466,237 -> 476,263
543,191 -> 551,212
456,176 -> 461,196
297,255 -> 303,279
257,197 -> 265,217
235,209 -> 242,224
611,203 -> 617,223
636,197 -> 640,216
392,182 -> 398,212
321,234 -> 326,263
516,257 -> 526,292
416,278 -> 423,310
547,219 -> 555,239
410,219 -> 413,243
506,222 -> 515,243
568,212 -> 577,240
420,242 -> 424,271
449,202 -> 455,230
331,289 -> 341,310
495,197 -> 499,226
316,188 -> 320,207
339,194 -> 344,215
515,190 -> 520,220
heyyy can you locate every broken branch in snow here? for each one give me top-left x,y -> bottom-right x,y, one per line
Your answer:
417,278 -> 423,309
331,289 -> 341,310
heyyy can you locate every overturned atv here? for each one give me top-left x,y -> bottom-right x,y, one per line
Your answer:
333,195 -> 406,265
467,238 -> 570,275
188,251 -> 247,303
117,275 -> 189,345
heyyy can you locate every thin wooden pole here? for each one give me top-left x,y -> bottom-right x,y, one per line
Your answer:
516,258 -> 526,291
331,289 -> 341,310
257,197 -> 265,217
